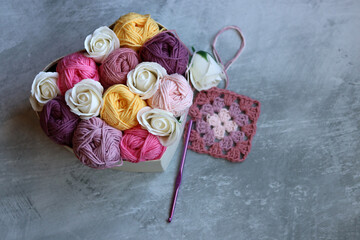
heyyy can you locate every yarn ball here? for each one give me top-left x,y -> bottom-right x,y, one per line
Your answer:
72,117 -> 122,169
113,12 -> 161,51
139,32 -> 189,75
56,52 -> 99,95
39,96 -> 80,147
120,127 -> 166,163
100,84 -> 147,131
147,74 -> 193,117
99,48 -> 140,88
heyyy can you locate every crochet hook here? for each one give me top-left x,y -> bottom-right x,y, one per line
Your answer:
168,119 -> 193,222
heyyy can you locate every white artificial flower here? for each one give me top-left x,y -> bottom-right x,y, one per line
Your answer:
65,79 -> 104,119
137,107 -> 181,146
127,62 -> 167,99
29,71 -> 60,112
84,26 -> 120,63
189,51 -> 226,91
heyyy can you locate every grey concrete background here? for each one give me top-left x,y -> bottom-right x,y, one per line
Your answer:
1,0 -> 360,239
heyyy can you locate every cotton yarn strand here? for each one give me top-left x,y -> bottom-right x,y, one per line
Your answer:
113,12 -> 161,51
99,48 -> 140,88
120,127 -> 166,163
39,96 -> 80,147
72,117 -> 122,169
139,31 -> 189,75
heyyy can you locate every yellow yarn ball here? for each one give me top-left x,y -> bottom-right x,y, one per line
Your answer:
113,12 -> 161,51
100,84 -> 147,131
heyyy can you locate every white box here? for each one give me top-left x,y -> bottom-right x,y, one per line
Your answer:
43,54 -> 186,172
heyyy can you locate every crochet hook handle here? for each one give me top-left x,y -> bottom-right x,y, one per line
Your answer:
168,119 -> 193,222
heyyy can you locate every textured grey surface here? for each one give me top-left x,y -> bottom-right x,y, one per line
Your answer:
1,0 -> 360,239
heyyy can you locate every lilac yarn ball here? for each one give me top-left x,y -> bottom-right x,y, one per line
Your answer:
39,96 -> 80,147
139,32 -> 189,75
72,117 -> 122,169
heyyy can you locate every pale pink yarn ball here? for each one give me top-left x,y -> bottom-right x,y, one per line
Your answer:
148,74 -> 193,117
56,52 -> 99,94
99,48 -> 140,88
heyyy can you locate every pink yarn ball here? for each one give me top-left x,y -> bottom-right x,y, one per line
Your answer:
56,52 -> 99,94
99,48 -> 140,88
73,117 -> 122,169
120,127 -> 166,163
147,74 -> 193,117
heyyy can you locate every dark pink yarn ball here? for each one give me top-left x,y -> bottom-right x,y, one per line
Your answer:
120,126 -> 166,163
99,48 -> 140,88
72,117 -> 122,169
56,52 -> 99,94
139,32 -> 189,75
39,96 -> 80,147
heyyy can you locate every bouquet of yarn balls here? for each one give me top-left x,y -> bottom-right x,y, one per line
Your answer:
29,12 -> 194,169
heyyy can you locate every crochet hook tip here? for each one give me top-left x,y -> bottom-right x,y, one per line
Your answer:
168,217 -> 172,222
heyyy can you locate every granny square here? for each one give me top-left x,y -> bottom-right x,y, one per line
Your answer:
187,87 -> 261,162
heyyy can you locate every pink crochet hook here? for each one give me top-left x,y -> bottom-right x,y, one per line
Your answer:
168,119 -> 193,222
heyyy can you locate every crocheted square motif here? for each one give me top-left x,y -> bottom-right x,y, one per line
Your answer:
187,87 -> 260,162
